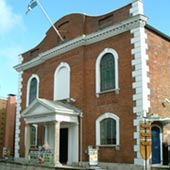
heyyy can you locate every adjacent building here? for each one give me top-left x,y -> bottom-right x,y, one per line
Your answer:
0,95 -> 16,159
14,0 -> 170,169
0,97 -> 7,158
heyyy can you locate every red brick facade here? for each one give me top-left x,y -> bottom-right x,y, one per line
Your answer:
0,98 -> 7,158
4,95 -> 16,157
147,28 -> 170,116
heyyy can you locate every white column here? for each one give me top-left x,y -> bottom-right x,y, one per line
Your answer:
25,124 -> 31,159
53,121 -> 61,166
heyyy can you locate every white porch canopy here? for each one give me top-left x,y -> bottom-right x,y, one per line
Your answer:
147,114 -> 170,124
22,98 -> 81,124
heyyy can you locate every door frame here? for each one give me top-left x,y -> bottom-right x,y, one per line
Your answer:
60,122 -> 79,165
60,128 -> 68,164
151,125 -> 162,165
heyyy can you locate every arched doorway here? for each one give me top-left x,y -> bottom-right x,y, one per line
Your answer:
152,126 -> 161,164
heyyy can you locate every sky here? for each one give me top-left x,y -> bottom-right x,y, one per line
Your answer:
0,0 -> 170,98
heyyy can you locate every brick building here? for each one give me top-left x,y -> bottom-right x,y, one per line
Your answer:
0,95 -> 16,159
14,0 -> 170,169
0,97 -> 7,158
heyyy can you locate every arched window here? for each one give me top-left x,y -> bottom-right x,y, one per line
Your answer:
100,53 -> 115,91
29,78 -> 37,104
96,113 -> 120,146
96,48 -> 119,95
54,62 -> 70,100
26,74 -> 39,106
100,118 -> 116,144
30,124 -> 37,146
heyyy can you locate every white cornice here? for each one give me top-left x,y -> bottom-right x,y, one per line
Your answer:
14,14 -> 147,72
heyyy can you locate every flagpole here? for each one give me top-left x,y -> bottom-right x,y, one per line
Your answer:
36,0 -> 64,41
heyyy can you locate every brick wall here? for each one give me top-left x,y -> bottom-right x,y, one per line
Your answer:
147,28 -> 170,116
0,98 -> 7,158
4,95 -> 16,157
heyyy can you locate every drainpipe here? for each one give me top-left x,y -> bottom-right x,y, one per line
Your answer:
79,112 -> 83,166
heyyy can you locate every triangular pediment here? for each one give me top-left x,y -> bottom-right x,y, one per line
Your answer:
22,98 -> 81,119
22,99 -> 54,118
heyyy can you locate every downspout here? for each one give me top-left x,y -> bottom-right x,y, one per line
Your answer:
79,112 -> 83,166
79,14 -> 86,166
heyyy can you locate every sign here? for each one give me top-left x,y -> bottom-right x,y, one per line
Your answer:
2,147 -> 10,160
89,148 -> 98,166
139,121 -> 151,160
140,132 -> 151,138
140,122 -> 151,130
29,149 -> 53,165
140,140 -> 151,160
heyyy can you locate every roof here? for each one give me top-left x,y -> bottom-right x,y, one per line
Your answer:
146,24 -> 170,42
22,98 -> 82,124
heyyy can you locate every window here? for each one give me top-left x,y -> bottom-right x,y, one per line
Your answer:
26,74 -> 39,106
96,48 -> 119,95
30,125 -> 37,146
100,53 -> 115,91
29,78 -> 37,105
54,62 -> 70,100
96,113 -> 120,146
100,118 -> 116,145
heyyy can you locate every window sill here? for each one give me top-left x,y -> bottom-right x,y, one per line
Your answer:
96,88 -> 120,98
97,145 -> 120,150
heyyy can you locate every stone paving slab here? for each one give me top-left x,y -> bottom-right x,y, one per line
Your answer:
0,160 -> 86,170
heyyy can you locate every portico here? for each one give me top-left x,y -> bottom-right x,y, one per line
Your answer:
21,98 -> 81,166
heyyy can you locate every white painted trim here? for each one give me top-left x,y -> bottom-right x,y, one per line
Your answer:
54,62 -> 70,101
24,124 -> 38,147
131,25 -> 150,167
60,122 -> 79,165
130,1 -> 150,166
26,74 -> 40,107
95,48 -> 119,95
14,55 -> 23,158
96,113 -> 120,146
14,15 -> 147,72
68,124 -> 79,165
130,0 -> 144,16
31,124 -> 38,146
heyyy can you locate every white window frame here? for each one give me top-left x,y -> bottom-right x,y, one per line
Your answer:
95,48 -> 119,96
96,113 -> 120,146
24,124 -> 38,147
54,62 -> 70,101
30,124 -> 38,146
26,74 -> 40,107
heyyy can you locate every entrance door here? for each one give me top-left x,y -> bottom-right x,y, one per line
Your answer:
60,128 -> 68,164
152,126 -> 161,164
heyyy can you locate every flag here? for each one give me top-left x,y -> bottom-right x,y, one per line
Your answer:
26,0 -> 38,14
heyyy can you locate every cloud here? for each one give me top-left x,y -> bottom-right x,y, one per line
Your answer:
0,45 -> 22,68
0,45 -> 21,97
0,0 -> 23,35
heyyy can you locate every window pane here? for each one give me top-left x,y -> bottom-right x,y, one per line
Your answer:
100,118 -> 116,145
31,126 -> 36,146
29,78 -> 37,105
100,53 -> 115,91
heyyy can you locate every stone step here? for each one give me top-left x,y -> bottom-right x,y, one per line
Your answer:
151,165 -> 170,170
